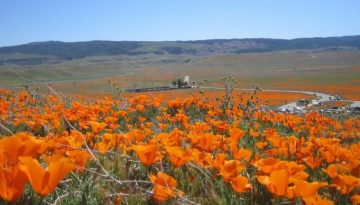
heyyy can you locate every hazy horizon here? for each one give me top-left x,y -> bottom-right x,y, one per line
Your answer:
2,34 -> 360,48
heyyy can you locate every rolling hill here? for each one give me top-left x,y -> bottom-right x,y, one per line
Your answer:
0,35 -> 359,66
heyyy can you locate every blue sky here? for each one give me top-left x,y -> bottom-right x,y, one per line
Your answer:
0,0 -> 359,46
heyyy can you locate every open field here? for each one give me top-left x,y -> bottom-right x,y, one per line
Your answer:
124,89 -> 313,107
1,50 -> 359,101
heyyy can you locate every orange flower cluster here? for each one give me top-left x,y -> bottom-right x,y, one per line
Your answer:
126,89 -> 313,106
149,172 -> 184,202
0,89 -> 359,204
0,132 -> 90,201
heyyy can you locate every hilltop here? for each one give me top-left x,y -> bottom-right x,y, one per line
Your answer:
0,35 -> 360,65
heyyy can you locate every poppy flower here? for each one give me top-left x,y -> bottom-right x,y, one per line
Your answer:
187,133 -> 221,152
293,180 -> 327,198
149,172 -> 182,202
253,158 -> 280,174
18,156 -> 76,196
229,127 -> 244,143
0,165 -> 28,202
96,133 -> 116,154
126,129 -> 150,143
229,175 -> 252,193
233,148 -> 252,162
213,153 -> 227,169
258,169 -> 289,196
218,160 -> 246,182
332,174 -> 360,194
136,104 -> 145,112
88,121 -> 107,133
351,194 -> 360,205
0,133 -> 42,162
302,156 -> 322,170
65,150 -> 93,170
323,164 -> 348,178
190,149 -> 213,167
255,141 -> 268,150
164,146 -> 192,167
131,144 -> 160,166
302,194 -> 334,205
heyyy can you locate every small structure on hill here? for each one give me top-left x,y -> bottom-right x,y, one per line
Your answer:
184,75 -> 190,85
171,75 -> 191,88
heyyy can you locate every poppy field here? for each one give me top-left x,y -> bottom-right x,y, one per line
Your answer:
0,88 -> 359,205
124,89 -> 313,107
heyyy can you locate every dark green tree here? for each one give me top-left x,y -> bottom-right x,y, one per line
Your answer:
177,78 -> 183,88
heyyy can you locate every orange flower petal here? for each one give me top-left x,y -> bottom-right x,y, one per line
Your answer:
19,157 -> 75,196
230,176 -> 252,193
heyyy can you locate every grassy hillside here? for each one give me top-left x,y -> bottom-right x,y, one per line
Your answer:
1,36 -> 359,100
0,35 -> 359,65
1,50 -> 359,100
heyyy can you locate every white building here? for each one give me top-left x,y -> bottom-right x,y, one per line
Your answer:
184,75 -> 190,85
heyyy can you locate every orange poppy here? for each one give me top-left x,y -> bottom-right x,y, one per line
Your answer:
213,153 -> 227,169
187,133 -> 222,152
218,160 -> 246,182
96,133 -> 116,154
131,144 -> 160,166
88,121 -> 107,133
258,169 -> 289,196
292,180 -> 327,198
233,148 -> 252,162
229,127 -> 245,143
302,194 -> 334,205
332,174 -> 360,194
190,149 -> 213,167
164,146 -> 192,167
18,156 -> 75,196
0,165 -> 28,202
229,127 -> 244,154
255,141 -> 268,150
65,150 -> 93,170
323,164 -> 348,178
351,194 -> 360,205
149,172 -> 182,202
302,156 -> 322,170
253,158 -> 280,174
229,175 -> 252,193
0,133 -> 42,162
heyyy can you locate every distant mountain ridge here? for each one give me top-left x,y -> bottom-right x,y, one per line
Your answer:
0,35 -> 359,65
